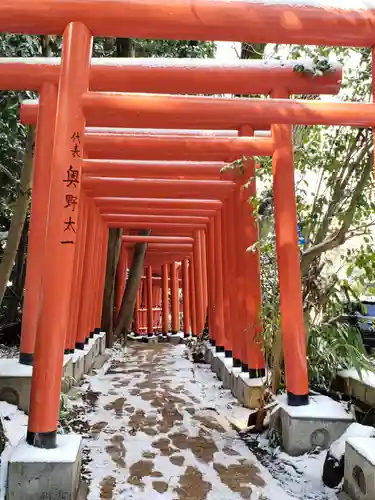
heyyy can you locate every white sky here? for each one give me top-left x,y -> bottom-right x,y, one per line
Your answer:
215,42 -> 241,61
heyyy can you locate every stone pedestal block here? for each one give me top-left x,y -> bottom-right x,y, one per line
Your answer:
344,437 -> 375,500
204,345 -> 215,365
168,334 -> 182,345
236,374 -> 265,409
215,355 -> 233,386
83,338 -> 96,374
7,435 -> 82,500
71,352 -> 85,382
277,394 -> 354,456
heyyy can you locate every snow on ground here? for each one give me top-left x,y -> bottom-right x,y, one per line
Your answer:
0,343 -> 343,500
67,343 -> 338,500
68,343 -> 290,499
330,423 -> 375,461
0,401 -> 27,446
0,347 -> 18,360
0,401 -> 28,500
339,367 -> 375,388
244,434 -> 338,500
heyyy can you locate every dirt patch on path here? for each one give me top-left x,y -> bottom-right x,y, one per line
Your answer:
175,466 -> 212,500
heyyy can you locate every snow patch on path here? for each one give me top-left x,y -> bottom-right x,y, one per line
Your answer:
72,343 -> 292,499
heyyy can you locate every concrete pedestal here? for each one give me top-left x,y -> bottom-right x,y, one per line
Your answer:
237,374 -> 265,409
83,338 -> 96,374
216,353 -> 233,382
211,351 -> 225,376
0,356 -> 73,414
230,366 -> 243,399
62,355 -> 75,392
71,352 -> 85,382
63,355 -> 73,379
168,333 -> 183,345
344,437 -> 375,500
138,335 -> 158,344
0,360 -> 32,413
7,435 -> 82,500
277,394 -> 354,456
96,332 -> 106,355
204,345 -> 215,365
222,358 -> 234,389
148,336 -> 159,344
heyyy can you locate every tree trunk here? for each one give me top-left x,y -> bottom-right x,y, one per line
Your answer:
115,230 -> 151,340
4,218 -> 29,324
116,38 -> 135,57
101,228 -> 122,347
0,128 -> 34,307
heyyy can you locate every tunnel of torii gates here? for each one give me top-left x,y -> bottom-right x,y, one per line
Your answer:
1,0 -> 375,450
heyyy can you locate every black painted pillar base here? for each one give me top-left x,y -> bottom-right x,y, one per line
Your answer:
209,338 -> 216,347
26,430 -> 57,449
75,342 -> 85,350
64,348 -> 71,355
84,337 -> 89,345
241,362 -> 249,373
287,391 -> 309,406
94,327 -> 101,335
171,330 -> 178,335
19,352 -> 33,366
147,332 -> 153,337
89,331 -> 94,339
224,349 -> 232,358
184,332 -> 190,338
216,345 -> 225,353
249,368 -> 266,379
232,357 -> 241,368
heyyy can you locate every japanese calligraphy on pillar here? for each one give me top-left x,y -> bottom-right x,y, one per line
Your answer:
61,132 -> 81,245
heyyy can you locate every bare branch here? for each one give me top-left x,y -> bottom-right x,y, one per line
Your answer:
301,152 -> 373,276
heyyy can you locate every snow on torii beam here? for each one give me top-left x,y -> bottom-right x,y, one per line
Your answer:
1,0 -> 375,47
0,58 -> 342,95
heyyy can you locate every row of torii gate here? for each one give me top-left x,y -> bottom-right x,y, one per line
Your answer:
1,0 -> 375,449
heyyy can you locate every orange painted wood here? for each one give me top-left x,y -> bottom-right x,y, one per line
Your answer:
1,0 -> 374,47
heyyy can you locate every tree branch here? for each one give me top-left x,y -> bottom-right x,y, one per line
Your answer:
0,163 -> 18,184
301,152 -> 373,276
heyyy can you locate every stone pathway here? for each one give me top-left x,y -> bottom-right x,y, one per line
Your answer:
72,343 -> 293,500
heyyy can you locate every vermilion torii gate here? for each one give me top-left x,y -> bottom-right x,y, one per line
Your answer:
14,61 -> 337,369
0,0 -> 372,450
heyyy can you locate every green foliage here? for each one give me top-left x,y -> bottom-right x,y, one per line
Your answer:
134,39 -> 216,58
93,38 -> 215,59
293,57 -> 333,77
0,35 -> 41,229
307,321 -> 373,390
